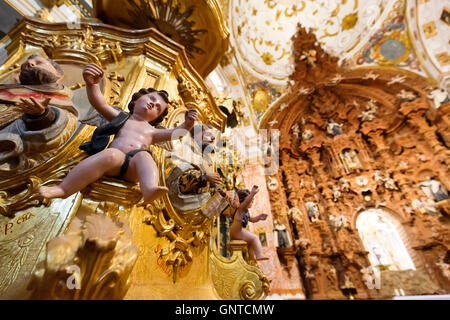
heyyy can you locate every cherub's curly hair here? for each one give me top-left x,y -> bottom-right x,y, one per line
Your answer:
127,88 -> 170,126
237,189 -> 250,204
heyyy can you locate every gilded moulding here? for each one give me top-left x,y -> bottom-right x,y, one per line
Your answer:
210,240 -> 270,300
0,193 -> 81,299
28,214 -> 139,300
93,0 -> 230,78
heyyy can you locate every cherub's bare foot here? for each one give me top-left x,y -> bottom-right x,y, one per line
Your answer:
256,256 -> 269,261
143,186 -> 169,204
38,186 -> 66,199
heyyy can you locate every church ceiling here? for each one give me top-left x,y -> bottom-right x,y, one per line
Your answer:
229,0 -> 402,85
405,0 -> 450,82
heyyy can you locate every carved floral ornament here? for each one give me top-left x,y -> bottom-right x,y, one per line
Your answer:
28,215 -> 139,299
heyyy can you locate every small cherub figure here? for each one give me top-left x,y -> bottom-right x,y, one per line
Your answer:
39,63 -> 198,204
226,186 -> 269,261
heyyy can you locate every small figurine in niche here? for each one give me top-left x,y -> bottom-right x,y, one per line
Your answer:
373,170 -> 385,187
330,214 -> 348,231
339,178 -> 351,192
302,129 -> 313,141
331,186 -> 341,202
273,219 -> 292,248
288,206 -> 302,223
306,201 -> 320,222
39,63 -> 198,203
340,148 -> 363,173
419,176 -> 449,203
326,119 -> 343,136
436,256 -> 450,279
383,174 -> 398,191
226,185 -> 269,261
412,197 -> 440,215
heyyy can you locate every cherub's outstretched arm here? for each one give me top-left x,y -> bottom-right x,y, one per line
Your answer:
152,109 -> 198,143
83,63 -> 119,122
249,213 -> 267,223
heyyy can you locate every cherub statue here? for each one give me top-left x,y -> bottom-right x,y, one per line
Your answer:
427,87 -> 449,108
273,219 -> 292,248
165,123 -> 226,217
358,100 -> 378,122
360,266 -> 379,289
291,123 -> 300,138
358,109 -> 376,122
39,63 -> 198,204
300,50 -> 317,67
227,186 -> 269,261
383,175 -> 398,191
327,119 -> 343,136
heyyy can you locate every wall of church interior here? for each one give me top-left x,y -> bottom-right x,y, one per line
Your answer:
0,0 -> 448,300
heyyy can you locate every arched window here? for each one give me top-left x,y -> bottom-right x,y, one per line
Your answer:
356,209 -> 415,271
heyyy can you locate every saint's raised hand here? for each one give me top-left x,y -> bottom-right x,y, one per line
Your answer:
18,97 -> 51,115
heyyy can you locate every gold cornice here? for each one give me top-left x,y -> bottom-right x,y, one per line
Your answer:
92,0 -> 230,78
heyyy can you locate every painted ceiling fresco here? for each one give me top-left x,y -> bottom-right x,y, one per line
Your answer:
229,0 -> 402,84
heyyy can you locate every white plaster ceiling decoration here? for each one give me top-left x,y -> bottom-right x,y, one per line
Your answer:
405,0 -> 450,89
229,0 -> 399,85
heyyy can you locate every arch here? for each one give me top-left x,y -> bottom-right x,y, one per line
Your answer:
356,208 -> 416,272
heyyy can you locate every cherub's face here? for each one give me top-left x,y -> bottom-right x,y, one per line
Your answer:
201,127 -> 215,144
193,126 -> 215,145
133,92 -> 167,122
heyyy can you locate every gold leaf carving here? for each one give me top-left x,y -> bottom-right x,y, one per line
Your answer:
28,214 -> 139,299
210,240 -> 270,300
0,234 -> 34,296
142,199 -> 207,283
0,176 -> 49,218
